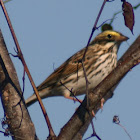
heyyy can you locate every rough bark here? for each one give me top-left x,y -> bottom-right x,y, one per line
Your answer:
0,30 -> 38,140
57,36 -> 140,140
0,26 -> 140,140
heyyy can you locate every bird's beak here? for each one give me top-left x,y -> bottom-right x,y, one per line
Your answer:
119,35 -> 129,42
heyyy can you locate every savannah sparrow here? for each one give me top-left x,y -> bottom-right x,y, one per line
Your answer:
26,30 -> 128,107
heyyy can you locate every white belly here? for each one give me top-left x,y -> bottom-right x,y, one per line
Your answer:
64,53 -> 117,96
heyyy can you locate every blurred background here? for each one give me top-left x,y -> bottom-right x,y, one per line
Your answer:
0,0 -> 140,139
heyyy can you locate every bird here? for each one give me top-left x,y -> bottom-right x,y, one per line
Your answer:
26,30 -> 128,107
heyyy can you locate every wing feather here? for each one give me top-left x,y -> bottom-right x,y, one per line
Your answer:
37,43 -> 100,90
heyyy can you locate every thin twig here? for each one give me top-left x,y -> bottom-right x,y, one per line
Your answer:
3,0 -> 11,4
118,124 -> 132,140
81,61 -> 90,107
80,0 -> 109,108
133,3 -> 140,9
82,0 -> 108,60
0,0 -> 55,137
109,11 -> 122,25
59,81 -> 82,104
113,116 -> 132,140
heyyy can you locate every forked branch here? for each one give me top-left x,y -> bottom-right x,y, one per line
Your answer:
57,36 -> 140,140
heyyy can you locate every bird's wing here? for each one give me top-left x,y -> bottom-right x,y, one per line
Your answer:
37,44 -> 99,90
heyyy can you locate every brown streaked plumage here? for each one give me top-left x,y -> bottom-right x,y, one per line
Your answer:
26,30 -> 128,107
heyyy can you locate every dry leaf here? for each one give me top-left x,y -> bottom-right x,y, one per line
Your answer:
122,1 -> 135,34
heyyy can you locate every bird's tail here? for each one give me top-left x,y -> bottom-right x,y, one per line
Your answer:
25,94 -> 38,107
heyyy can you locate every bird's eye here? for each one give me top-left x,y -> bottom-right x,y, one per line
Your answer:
107,34 -> 112,39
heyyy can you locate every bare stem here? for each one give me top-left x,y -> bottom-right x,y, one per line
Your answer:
0,0 -> 55,137
118,124 -> 132,140
81,0 -> 108,110
82,0 -> 108,60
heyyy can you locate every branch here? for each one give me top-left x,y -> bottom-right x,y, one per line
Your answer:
57,36 -> 140,140
0,30 -> 38,139
0,0 -> 55,138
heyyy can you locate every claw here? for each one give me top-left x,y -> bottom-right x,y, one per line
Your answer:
101,98 -> 105,111
92,110 -> 95,117
64,95 -> 82,103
